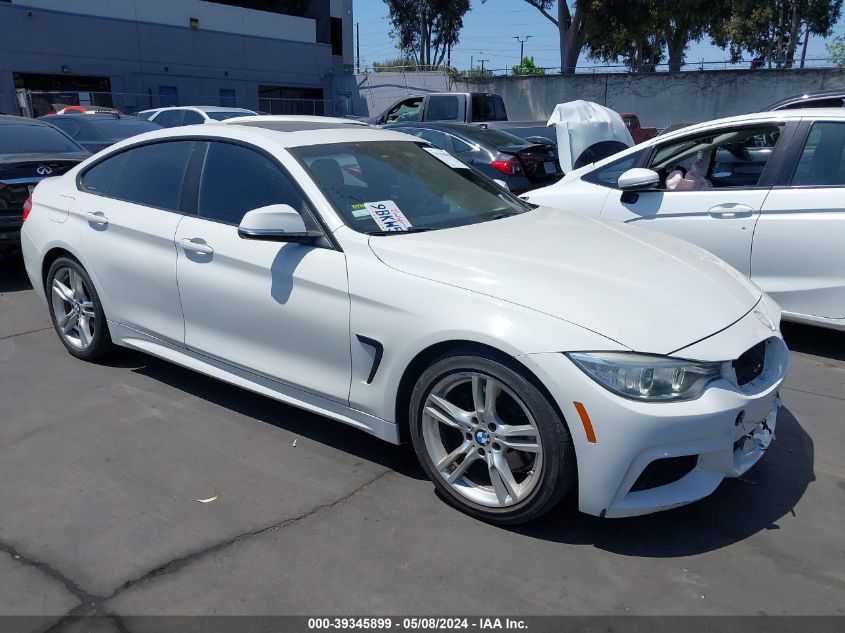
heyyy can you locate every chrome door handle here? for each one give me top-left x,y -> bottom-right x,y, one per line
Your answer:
707,204 -> 754,218
86,211 -> 108,226
181,238 -> 214,255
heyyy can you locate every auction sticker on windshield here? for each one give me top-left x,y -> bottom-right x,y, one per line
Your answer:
365,200 -> 413,232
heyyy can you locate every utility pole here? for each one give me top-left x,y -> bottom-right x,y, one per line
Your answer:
513,35 -> 531,67
356,22 -> 360,73
479,58 -> 489,74
800,26 -> 810,69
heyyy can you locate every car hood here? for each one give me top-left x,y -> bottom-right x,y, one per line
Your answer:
368,207 -> 761,354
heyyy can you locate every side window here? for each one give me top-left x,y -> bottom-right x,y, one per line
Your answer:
198,141 -> 317,227
80,151 -> 131,195
791,122 -> 845,186
649,125 -> 784,190
154,110 -> 184,128
450,135 -> 474,153
386,98 -> 422,123
182,110 -> 205,125
582,150 -> 644,188
426,96 -> 459,121
102,141 -> 194,210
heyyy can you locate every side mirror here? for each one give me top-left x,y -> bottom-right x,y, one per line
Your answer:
238,204 -> 321,244
618,168 -> 660,192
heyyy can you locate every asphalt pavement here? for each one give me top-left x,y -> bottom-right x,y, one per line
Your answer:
1,256 -> 843,630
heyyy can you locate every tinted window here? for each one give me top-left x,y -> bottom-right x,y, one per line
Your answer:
86,141 -> 194,210
198,141 -> 315,226
154,110 -> 184,128
782,97 -> 845,110
583,150 -> 644,188
450,135 -> 473,153
455,126 -> 527,148
791,122 -> 845,186
80,151 -> 130,195
206,110 -> 250,121
182,110 -> 205,125
426,96 -> 459,121
414,129 -> 449,150
0,123 -> 85,154
471,95 -> 507,122
48,118 -> 83,139
87,119 -> 160,139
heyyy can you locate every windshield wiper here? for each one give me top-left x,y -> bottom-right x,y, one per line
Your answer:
367,227 -> 435,236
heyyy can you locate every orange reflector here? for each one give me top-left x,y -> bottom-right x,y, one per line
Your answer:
573,401 -> 597,444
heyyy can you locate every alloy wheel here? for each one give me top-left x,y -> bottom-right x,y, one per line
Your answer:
421,371 -> 544,508
50,266 -> 97,350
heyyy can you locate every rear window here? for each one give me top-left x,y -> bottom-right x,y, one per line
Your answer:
456,126 -> 528,148
471,95 -> 507,122
0,123 -> 84,154
206,111 -> 253,121
87,119 -> 161,139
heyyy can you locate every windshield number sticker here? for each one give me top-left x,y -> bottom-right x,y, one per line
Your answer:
423,147 -> 468,169
366,200 -> 413,232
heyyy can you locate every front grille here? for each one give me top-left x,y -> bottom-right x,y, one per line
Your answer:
733,341 -> 766,386
631,455 -> 698,492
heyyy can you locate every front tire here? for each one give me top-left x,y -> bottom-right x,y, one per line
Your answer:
46,257 -> 113,361
409,352 -> 575,524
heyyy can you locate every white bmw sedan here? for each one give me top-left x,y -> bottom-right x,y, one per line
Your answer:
21,118 -> 788,523
523,109 -> 845,332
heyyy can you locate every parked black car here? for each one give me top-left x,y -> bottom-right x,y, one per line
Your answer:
762,88 -> 845,111
386,122 -> 562,194
0,116 -> 89,259
38,114 -> 161,153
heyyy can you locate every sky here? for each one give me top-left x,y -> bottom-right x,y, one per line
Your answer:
352,0 -> 845,73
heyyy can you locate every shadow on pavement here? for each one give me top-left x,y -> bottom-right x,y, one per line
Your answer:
781,322 -> 845,362
0,255 -> 32,293
108,347 -> 426,481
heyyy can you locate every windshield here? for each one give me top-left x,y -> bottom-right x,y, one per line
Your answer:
290,141 -> 530,234
0,123 -> 85,154
88,119 -> 160,138
207,111 -> 253,121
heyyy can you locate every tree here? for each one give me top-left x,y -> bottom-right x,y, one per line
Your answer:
580,1 -> 720,72
829,34 -> 845,65
372,57 -> 420,72
518,2 -> 587,74
512,56 -> 546,75
711,1 -> 843,68
385,0 -> 471,68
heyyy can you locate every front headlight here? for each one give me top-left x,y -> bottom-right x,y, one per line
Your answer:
567,352 -> 721,402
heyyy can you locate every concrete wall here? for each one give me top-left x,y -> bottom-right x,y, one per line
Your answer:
456,68 -> 845,128
336,71 -> 454,117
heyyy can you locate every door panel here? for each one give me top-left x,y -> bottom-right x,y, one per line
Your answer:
601,189 -> 764,274
175,217 -> 351,402
753,121 -> 845,319
80,195 -> 185,343
600,123 -> 788,275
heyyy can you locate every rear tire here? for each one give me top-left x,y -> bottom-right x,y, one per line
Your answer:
409,351 -> 575,524
46,257 -> 114,361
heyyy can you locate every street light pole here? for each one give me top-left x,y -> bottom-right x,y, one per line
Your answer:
513,35 -> 531,66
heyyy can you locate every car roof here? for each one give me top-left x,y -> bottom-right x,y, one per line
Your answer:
156,105 -> 256,113
221,115 -> 370,132
82,120 -> 417,157
763,88 -> 845,110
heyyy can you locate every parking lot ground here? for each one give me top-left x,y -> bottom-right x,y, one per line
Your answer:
1,256 -> 843,625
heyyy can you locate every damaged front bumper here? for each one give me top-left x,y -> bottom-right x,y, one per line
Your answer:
525,301 -> 789,518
